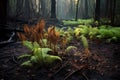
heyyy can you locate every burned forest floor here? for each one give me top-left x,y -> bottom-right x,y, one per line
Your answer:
0,19 -> 120,80
0,38 -> 120,80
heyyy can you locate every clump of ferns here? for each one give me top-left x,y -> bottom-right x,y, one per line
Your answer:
88,25 -> 120,43
17,19 -> 62,67
96,26 -> 120,43
74,25 -> 90,39
47,26 -> 60,53
64,35 -> 91,58
18,19 -> 61,53
58,27 -> 74,51
18,41 -> 62,67
17,19 -> 46,47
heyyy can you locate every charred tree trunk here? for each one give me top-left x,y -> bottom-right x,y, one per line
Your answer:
75,0 -> 80,21
111,0 -> 116,25
94,0 -> 100,21
16,0 -> 24,19
84,0 -> 89,19
105,0 -> 110,17
41,0 -> 46,17
51,0 -> 56,18
0,0 -> 8,26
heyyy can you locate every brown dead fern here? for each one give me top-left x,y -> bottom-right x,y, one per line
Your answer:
17,19 -> 61,53
47,26 -> 60,53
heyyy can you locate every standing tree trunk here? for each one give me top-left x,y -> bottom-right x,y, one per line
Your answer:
51,0 -> 56,18
84,0 -> 89,19
75,0 -> 80,21
16,0 -> 24,19
111,0 -> 116,25
94,0 -> 100,21
41,0 -> 46,17
105,0 -> 110,17
24,0 -> 31,20
0,0 -> 7,26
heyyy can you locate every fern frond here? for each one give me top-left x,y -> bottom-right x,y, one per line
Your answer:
80,35 -> 88,48
21,61 -> 32,67
18,54 -> 31,59
65,46 -> 77,53
22,41 -> 33,50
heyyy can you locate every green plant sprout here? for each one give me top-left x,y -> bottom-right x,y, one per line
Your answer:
18,41 -> 62,67
65,46 -> 77,54
80,35 -> 90,57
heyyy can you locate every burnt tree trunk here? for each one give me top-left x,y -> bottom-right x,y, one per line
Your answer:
84,0 -> 89,19
75,0 -> 80,21
0,0 -> 8,26
94,0 -> 100,21
51,0 -> 56,18
111,0 -> 116,25
105,0 -> 110,17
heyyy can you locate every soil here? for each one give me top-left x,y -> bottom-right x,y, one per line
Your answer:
0,39 -> 120,80
0,20 -> 120,80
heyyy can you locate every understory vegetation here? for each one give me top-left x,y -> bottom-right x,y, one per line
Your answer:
17,19 -> 120,67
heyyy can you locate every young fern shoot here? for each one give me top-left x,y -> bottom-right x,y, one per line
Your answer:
80,35 -> 91,57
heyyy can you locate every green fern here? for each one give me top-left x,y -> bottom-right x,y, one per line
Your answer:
21,61 -> 33,67
18,54 -> 31,59
74,25 -> 90,37
89,27 -> 99,39
18,41 -> 62,67
96,26 -> 120,42
22,41 -> 33,50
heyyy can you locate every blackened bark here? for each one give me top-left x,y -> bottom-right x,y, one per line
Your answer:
110,0 -> 112,21
105,0 -> 110,17
51,0 -> 56,18
0,0 -> 7,25
75,0 -> 80,21
111,0 -> 116,25
84,0 -> 89,19
41,0 -> 46,17
94,0 -> 100,21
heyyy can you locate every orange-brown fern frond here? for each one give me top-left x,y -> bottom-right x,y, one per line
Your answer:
48,26 -> 53,34
47,26 -> 60,50
61,37 -> 67,46
84,48 -> 91,57
23,24 -> 30,34
17,32 -> 26,41
55,31 -> 60,41
35,19 -> 45,34
17,19 -> 46,42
